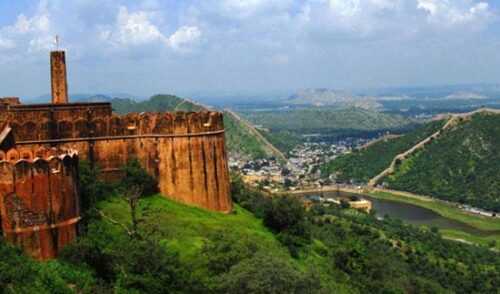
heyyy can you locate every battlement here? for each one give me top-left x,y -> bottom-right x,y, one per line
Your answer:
0,106 -> 224,143
0,148 -> 80,260
0,147 -> 78,163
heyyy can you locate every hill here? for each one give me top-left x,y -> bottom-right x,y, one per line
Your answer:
385,111 -> 500,211
110,94 -> 204,114
288,89 -> 382,110
224,110 -> 286,160
322,120 -> 445,183
324,109 -> 500,211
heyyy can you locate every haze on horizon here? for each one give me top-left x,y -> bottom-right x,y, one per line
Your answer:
0,0 -> 499,99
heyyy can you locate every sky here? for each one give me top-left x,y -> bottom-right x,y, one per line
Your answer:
0,0 -> 500,99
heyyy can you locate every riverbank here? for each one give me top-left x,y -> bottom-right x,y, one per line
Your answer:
282,186 -> 500,249
367,189 -> 500,232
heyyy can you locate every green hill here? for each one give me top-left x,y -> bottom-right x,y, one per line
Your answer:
109,94 -> 273,159
110,94 -> 204,113
386,112 -> 500,211
322,120 -> 445,183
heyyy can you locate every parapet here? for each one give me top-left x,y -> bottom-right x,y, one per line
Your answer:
0,147 -> 80,260
2,108 -> 225,143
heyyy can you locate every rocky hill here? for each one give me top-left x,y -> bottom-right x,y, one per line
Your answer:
288,89 -> 382,110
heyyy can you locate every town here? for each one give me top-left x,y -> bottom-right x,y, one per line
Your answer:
229,137 -> 371,193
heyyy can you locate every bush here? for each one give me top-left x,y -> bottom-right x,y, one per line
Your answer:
215,252 -> 320,294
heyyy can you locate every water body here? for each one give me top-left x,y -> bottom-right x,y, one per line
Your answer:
301,191 -> 496,236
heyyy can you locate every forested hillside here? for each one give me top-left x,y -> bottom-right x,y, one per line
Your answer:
386,113 -> 500,211
2,170 -> 500,293
322,120 -> 445,182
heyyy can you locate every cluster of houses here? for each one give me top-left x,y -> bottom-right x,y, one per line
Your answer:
229,138 -> 370,192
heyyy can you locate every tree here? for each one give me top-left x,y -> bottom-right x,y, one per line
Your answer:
216,253 -> 319,294
119,159 -> 158,196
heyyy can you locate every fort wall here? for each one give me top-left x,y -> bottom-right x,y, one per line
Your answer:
0,148 -> 79,260
0,104 -> 232,212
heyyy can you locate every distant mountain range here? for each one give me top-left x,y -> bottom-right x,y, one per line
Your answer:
24,93 -> 142,104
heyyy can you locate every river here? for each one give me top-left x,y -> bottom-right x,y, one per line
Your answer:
300,191 -> 496,236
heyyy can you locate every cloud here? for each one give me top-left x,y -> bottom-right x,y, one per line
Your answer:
166,26 -> 202,52
13,13 -> 50,34
417,0 -> 492,27
102,6 -> 165,46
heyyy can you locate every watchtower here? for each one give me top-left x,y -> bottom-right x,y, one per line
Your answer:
50,51 -> 69,104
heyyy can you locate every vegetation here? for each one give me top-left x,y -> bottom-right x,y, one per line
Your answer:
2,163 -> 500,293
387,113 -> 500,211
260,130 -> 302,154
366,190 -> 500,248
242,107 -> 414,134
322,120 -> 445,182
223,113 -> 269,159
240,107 -> 418,153
110,94 -> 203,114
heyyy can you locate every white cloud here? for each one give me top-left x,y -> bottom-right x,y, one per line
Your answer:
102,6 -> 165,46
167,26 -> 202,52
417,0 -> 492,26
329,0 -> 361,17
13,13 -> 50,34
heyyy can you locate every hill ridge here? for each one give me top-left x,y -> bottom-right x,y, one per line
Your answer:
224,109 -> 287,161
369,108 -> 500,187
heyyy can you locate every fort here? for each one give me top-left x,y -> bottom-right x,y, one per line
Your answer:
0,50 -> 232,259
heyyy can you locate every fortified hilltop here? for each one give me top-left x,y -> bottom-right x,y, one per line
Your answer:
0,50 -> 232,259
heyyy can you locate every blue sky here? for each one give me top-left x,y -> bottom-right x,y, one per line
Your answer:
0,0 -> 499,98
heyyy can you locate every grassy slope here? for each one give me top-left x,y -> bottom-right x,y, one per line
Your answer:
223,113 -> 270,159
94,195 -> 346,291
323,120 -> 445,182
96,195 -> 282,259
367,190 -> 500,248
387,113 -> 500,211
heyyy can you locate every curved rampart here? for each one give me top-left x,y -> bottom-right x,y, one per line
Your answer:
3,107 -> 232,213
0,148 -> 80,260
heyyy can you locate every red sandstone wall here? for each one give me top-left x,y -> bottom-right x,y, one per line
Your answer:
3,106 -> 232,213
0,148 -> 80,260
